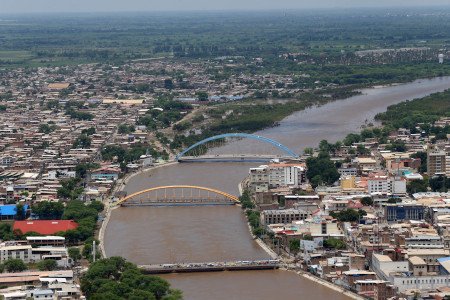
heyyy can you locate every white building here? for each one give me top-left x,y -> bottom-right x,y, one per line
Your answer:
372,252 -> 450,292
268,163 -> 305,187
405,235 -> 444,249
367,175 -> 406,195
0,244 -> 32,263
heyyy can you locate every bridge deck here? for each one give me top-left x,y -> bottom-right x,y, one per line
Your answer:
178,154 -> 290,163
139,260 -> 280,274
122,198 -> 236,207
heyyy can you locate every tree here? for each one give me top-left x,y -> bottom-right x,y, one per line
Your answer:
429,175 -> 448,192
75,162 -> 100,179
73,134 -> 92,149
387,197 -> 401,204
360,197 -> 374,206
164,79 -> 174,90
303,234 -> 313,241
32,201 -> 64,220
81,127 -> 96,136
196,91 -> 208,101
15,203 -> 26,220
306,152 -> 340,188
289,239 -> 301,253
330,209 -> 365,222
239,190 -> 254,209
39,123 -> 56,134
356,144 -> 370,155
386,140 -> 407,152
304,147 -> 314,155
81,257 -> 182,300
343,133 -> 360,146
68,247 -> 82,263
0,223 -> 14,241
4,259 -> 27,272
407,179 -> 428,194
411,152 -> 427,173
37,259 -> 58,271
319,140 -> 332,153
118,124 -> 135,134
57,178 -> 83,200
323,237 -> 346,249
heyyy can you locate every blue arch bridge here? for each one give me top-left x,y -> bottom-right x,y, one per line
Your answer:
175,133 -> 298,162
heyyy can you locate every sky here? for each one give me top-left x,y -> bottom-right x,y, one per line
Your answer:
1,0 -> 450,13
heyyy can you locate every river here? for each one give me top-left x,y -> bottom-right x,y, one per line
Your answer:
104,76 -> 450,300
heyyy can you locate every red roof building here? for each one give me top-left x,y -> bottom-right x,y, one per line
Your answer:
13,220 -> 79,235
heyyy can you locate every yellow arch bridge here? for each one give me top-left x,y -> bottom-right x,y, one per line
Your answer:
115,185 -> 240,207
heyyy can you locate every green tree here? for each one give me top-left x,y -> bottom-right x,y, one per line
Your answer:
4,259 -> 27,272
289,239 -> 301,253
81,127 -> 96,136
73,134 -> 92,149
75,162 -> 100,179
196,91 -> 208,101
118,124 -> 135,134
239,190 -> 254,209
323,237 -> 346,249
306,152 -> 340,188
164,79 -> 174,90
81,257 -> 181,300
32,201 -> 64,219
411,152 -> 427,173
303,234 -> 313,241
360,197 -> 374,206
15,203 -> 26,220
429,175 -> 448,192
407,179 -> 429,194
304,147 -> 314,155
386,140 -> 407,152
39,123 -> 56,134
57,178 -> 83,200
387,197 -> 401,204
330,209 -> 365,222
68,247 -> 82,263
0,223 -> 14,241
37,259 -> 58,271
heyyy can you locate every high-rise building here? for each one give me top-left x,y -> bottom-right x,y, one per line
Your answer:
427,148 -> 446,176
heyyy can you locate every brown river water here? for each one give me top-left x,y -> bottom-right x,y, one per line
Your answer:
104,77 -> 450,300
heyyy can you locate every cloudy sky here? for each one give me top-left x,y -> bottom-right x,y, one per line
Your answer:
1,0 -> 449,13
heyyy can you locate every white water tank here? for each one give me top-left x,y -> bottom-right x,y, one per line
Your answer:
439,53 -> 444,64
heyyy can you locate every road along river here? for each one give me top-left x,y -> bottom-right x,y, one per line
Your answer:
104,77 -> 450,300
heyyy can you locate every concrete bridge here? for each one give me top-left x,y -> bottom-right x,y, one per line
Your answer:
175,133 -> 298,162
177,154 -> 293,163
139,259 -> 280,274
115,185 -> 240,207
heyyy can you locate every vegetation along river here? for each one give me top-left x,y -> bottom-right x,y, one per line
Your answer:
104,77 -> 450,300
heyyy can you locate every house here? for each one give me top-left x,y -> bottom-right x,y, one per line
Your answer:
90,167 -> 120,181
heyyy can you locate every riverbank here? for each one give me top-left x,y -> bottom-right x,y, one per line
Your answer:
299,271 -> 365,300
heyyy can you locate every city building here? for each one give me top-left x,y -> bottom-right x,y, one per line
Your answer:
427,148 -> 446,177
261,208 -> 310,225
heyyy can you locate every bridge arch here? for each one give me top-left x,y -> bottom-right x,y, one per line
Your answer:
115,185 -> 240,206
175,133 -> 298,161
